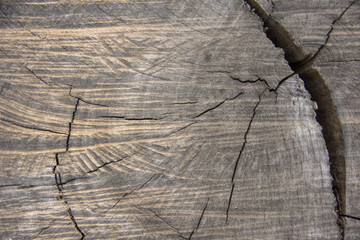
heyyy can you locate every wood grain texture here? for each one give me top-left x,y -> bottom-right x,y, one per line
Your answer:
312,2 -> 360,238
0,0 -> 353,239
260,0 -> 360,238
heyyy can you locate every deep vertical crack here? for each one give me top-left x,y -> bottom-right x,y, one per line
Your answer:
52,97 -> 85,239
67,208 -> 86,240
226,89 -> 265,222
243,0 -> 347,236
53,154 -> 85,239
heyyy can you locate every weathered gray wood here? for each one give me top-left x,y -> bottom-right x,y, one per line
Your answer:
312,2 -> 360,238
1,0 -> 356,239
257,0 -> 360,238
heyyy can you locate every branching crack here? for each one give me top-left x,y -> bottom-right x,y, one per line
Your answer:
208,70 -> 294,93
188,198 -> 210,240
309,0 -> 357,64
229,75 -> 271,89
194,91 -> 243,118
243,0 -> 347,236
69,86 -> 109,107
226,89 -> 265,222
78,98 -> 109,107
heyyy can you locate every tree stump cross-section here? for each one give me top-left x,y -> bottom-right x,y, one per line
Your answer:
0,0 -> 359,239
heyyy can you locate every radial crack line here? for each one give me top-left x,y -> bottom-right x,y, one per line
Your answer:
53,154 -> 85,239
188,198 -> 210,240
226,89 -> 265,222
52,97 -> 85,238
308,0 -> 357,64
66,98 -> 80,151
62,155 -> 132,185
194,91 -> 243,118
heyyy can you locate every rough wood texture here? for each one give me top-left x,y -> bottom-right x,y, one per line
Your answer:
257,0 -> 360,238
0,0 -> 358,239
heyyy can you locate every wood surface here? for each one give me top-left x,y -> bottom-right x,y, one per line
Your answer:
0,0 -> 358,239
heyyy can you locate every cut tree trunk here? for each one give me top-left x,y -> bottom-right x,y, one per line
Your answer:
0,0 -> 358,239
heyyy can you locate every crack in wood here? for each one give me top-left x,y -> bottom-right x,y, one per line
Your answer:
194,91 -> 244,118
62,155 -> 132,185
188,198 -> 210,240
25,65 -> 49,85
309,0 -> 357,64
66,98 -> 80,152
243,0 -> 347,236
53,154 -> 86,239
51,97 -> 86,239
103,174 -> 158,214
0,118 -> 67,135
143,208 -> 187,239
98,116 -> 164,120
341,214 -> 360,221
31,220 -> 56,240
226,89 -> 265,222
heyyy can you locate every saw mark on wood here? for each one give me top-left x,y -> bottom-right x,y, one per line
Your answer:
243,0 -> 347,235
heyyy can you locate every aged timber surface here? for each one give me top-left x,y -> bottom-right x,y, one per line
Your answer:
260,0 -> 360,238
0,0 -> 358,239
